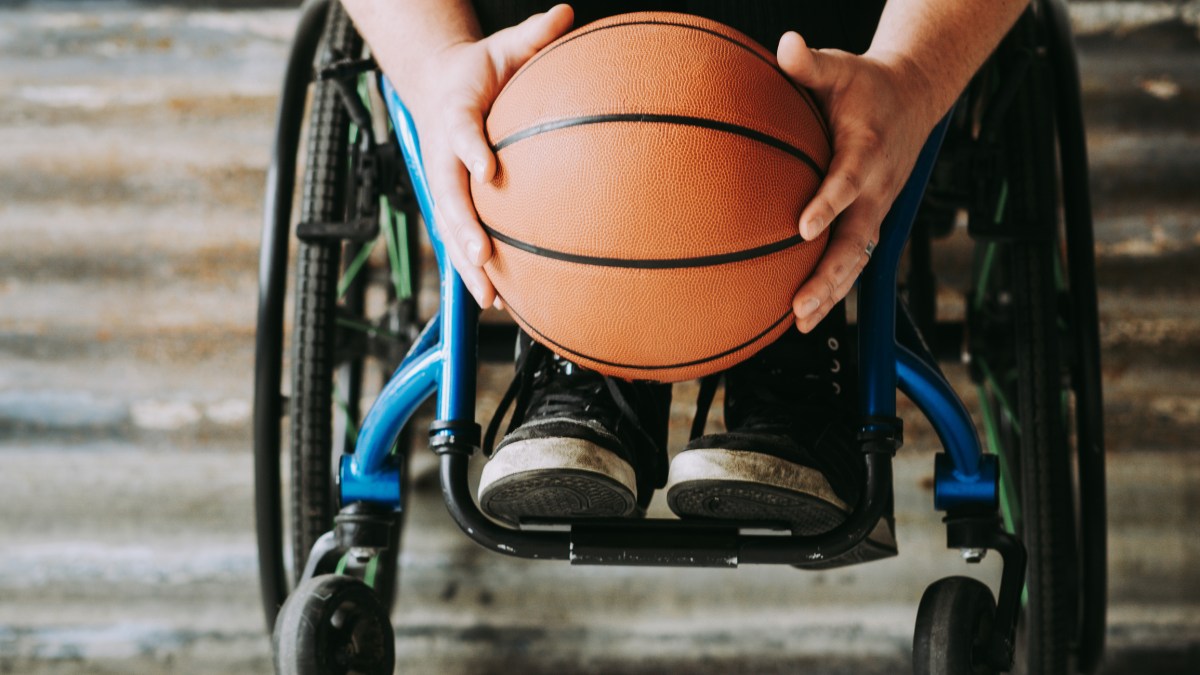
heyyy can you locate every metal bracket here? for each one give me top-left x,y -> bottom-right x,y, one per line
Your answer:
858,415 -> 904,453
944,511 -> 1027,671
429,419 -> 481,457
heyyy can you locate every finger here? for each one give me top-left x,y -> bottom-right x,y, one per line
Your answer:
797,135 -> 878,240
487,4 -> 574,78
429,150 -> 493,266
776,31 -> 837,93
445,102 -> 496,183
434,203 -> 496,309
792,210 -> 881,332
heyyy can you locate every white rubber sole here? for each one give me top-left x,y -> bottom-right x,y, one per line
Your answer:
479,437 -> 638,525
667,448 -> 846,508
665,448 -> 848,534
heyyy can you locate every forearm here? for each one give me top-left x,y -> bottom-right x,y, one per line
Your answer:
867,0 -> 1029,125
341,0 -> 482,96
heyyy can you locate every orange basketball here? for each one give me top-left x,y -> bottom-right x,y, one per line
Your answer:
472,12 -> 831,382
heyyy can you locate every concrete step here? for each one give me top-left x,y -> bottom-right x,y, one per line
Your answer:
0,439 -> 1196,673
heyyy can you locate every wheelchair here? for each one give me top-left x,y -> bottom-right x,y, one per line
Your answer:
253,1 -> 1107,672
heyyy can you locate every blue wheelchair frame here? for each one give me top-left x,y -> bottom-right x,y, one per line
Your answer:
318,79 -> 1027,668
248,45 -> 1036,667
338,80 -> 1007,555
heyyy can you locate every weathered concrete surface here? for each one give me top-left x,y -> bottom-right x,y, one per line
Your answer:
1,2 -> 1199,673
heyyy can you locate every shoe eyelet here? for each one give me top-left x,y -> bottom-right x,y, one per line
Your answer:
830,359 -> 841,374
827,337 -> 839,351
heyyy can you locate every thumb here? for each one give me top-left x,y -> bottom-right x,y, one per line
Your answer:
486,4 -> 574,80
777,31 -> 833,92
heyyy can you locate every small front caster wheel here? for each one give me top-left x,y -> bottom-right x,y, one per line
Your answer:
273,574 -> 395,675
913,576 -> 997,675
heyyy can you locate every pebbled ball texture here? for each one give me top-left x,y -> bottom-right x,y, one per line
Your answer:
472,11 -> 831,382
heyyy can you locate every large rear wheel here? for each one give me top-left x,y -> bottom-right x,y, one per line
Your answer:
966,5 -> 1105,671
256,1 -> 420,627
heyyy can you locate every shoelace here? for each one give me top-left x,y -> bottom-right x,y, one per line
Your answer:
689,372 -> 836,441
482,340 -> 544,457
482,342 -> 664,470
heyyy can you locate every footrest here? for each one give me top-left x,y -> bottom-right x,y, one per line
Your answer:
569,521 -> 742,568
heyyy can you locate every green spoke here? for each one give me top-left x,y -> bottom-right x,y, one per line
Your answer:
973,242 -> 998,311
979,385 -> 1021,533
992,178 -> 1009,226
978,358 -> 1022,436
394,206 -> 413,299
363,554 -> 380,588
978,381 -> 1029,609
336,316 -> 406,342
380,196 -> 411,299
337,239 -> 377,300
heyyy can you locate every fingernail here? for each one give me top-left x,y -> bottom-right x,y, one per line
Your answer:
472,161 -> 485,182
492,296 -> 504,311
798,297 -> 820,316
467,240 -> 483,265
802,217 -> 825,240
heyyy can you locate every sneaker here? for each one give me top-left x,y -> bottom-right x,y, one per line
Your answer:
666,306 -> 897,566
479,336 -> 670,526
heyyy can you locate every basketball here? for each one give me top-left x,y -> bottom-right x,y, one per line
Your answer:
471,12 -> 831,382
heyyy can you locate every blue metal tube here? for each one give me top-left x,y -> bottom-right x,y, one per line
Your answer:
342,347 -> 441,504
438,264 -> 479,423
337,79 -> 455,507
383,78 -> 445,265
856,114 -> 996,507
857,116 -> 953,419
896,345 -> 982,477
380,78 -> 479,426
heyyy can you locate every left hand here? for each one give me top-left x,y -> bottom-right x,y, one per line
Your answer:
777,31 -> 942,333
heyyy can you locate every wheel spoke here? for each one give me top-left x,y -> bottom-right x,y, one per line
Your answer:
337,238 -> 378,300
335,315 -> 407,342
978,358 -> 1022,436
380,197 -> 412,299
979,384 -> 1022,533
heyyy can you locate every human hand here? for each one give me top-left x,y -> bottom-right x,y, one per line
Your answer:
776,31 -> 942,333
408,4 -> 574,308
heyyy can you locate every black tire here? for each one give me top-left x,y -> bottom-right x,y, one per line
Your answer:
1010,244 -> 1079,675
970,177 -> 1078,675
974,240 -> 1078,674
965,6 -> 1099,671
913,577 -> 998,675
290,1 -> 360,578
255,0 -> 330,631
974,250 -> 1080,675
273,574 -> 396,675
287,1 -> 414,608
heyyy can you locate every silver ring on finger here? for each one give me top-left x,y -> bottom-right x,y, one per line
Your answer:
864,240 -> 876,259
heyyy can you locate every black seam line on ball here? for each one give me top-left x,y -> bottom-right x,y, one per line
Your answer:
506,18 -> 825,133
503,301 -> 795,371
483,222 -> 809,269
492,113 -> 824,178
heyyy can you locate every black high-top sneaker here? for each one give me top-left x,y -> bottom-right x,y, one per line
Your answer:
479,337 -> 671,526
665,304 -> 896,566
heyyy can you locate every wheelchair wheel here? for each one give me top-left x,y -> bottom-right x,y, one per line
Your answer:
273,574 -> 396,675
974,241 -> 1077,674
255,0 -> 419,629
965,4 -> 1106,672
913,576 -> 997,675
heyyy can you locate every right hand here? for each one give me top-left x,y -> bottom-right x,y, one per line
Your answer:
408,4 -> 574,308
